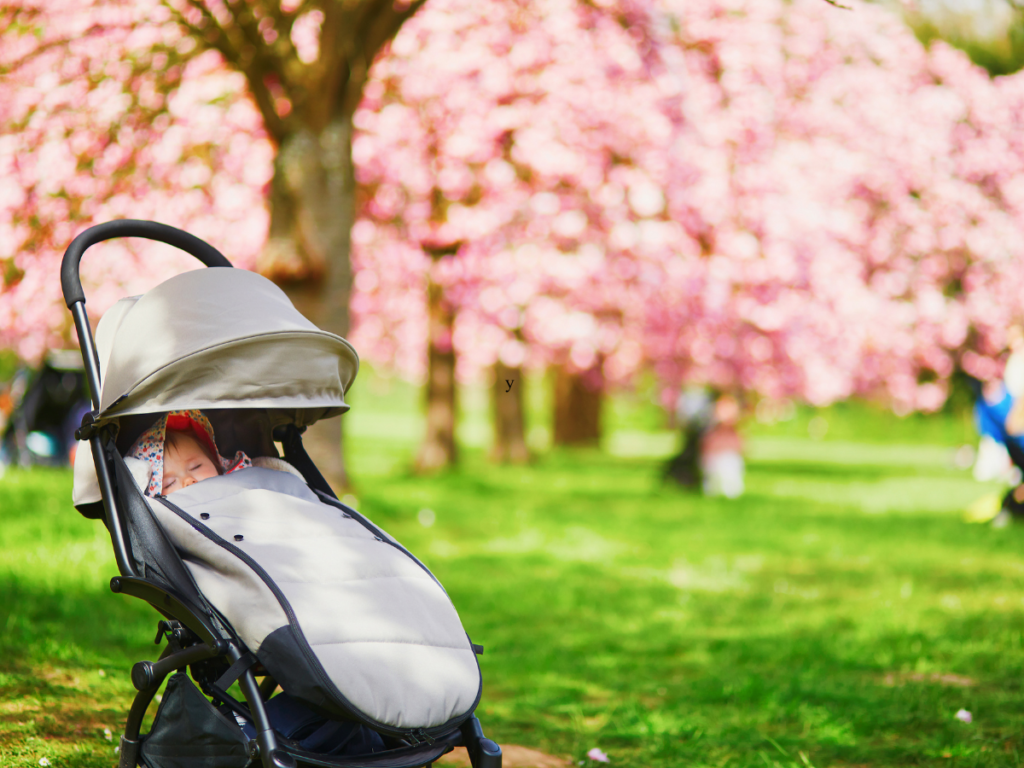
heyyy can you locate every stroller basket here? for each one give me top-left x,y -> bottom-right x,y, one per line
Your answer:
62,220 -> 503,768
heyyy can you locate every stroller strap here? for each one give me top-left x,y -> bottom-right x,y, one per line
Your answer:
214,651 -> 259,691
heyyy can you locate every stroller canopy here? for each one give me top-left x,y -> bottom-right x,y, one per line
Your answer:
73,267 -> 358,508
93,267 -> 357,419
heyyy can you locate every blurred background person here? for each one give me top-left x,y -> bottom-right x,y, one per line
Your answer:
973,325 -> 1024,485
664,387 -> 715,490
700,394 -> 745,499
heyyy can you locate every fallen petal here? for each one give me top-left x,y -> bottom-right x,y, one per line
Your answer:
587,747 -> 610,762
955,709 -> 972,723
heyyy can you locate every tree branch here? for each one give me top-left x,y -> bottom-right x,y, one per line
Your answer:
163,0 -> 291,143
335,0 -> 428,118
208,1 -> 307,135
0,18 -> 136,74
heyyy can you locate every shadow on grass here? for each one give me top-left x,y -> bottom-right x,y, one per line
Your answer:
747,460 -> 940,481
447,556 -> 1024,767
0,670 -> 125,739
0,575 -> 159,764
0,574 -> 155,669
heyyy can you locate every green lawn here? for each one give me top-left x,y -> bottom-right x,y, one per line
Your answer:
3,375 -> 1024,767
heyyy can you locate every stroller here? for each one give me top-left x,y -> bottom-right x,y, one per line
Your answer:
63,220 -> 503,768
0,349 -> 89,467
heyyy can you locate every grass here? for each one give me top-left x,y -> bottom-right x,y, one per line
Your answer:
3,372 -> 1024,767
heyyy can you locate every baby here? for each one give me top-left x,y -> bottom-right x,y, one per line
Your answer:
161,428 -> 223,494
127,409 -> 299,496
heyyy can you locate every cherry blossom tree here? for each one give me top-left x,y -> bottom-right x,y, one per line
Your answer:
6,0 -> 1024,479
1,0 -> 428,484
0,1 -> 272,363
350,0 -> 1024,463
351,0 -> 678,462
639,0 -> 1024,416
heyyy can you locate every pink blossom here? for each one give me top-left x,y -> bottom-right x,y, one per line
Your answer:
0,0 -> 270,364
4,0 -> 1024,419
349,0 -> 1024,409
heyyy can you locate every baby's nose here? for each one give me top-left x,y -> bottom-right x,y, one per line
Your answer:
182,477 -> 196,488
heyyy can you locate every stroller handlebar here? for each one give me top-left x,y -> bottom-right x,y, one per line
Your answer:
61,219 -> 233,308
60,220 -> 233,582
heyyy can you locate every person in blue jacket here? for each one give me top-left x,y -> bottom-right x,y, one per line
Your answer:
973,335 -> 1024,525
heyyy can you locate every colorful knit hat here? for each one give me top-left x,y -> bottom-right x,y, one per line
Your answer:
128,409 -> 251,496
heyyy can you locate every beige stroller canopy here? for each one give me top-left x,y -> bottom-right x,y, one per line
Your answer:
72,266 -> 358,506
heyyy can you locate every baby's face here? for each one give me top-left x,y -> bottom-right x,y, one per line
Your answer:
162,432 -> 219,494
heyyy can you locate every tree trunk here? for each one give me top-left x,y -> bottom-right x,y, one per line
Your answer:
415,249 -> 458,472
171,0 -> 430,491
491,362 -> 530,464
553,365 -> 603,446
258,119 -> 355,490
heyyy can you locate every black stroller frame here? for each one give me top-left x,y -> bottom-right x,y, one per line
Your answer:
62,220 -> 502,768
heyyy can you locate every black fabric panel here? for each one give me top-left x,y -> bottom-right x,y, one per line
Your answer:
75,500 -> 106,520
258,625 -> 353,722
139,673 -> 249,768
283,741 -> 453,768
114,413 -> 165,457
206,409 -> 278,461
109,443 -> 209,615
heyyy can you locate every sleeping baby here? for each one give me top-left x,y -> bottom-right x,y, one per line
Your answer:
126,409 -> 301,496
